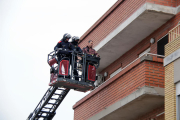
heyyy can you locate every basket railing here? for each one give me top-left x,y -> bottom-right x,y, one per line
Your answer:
169,24 -> 180,42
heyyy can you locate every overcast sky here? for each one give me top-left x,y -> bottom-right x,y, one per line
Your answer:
0,0 -> 117,120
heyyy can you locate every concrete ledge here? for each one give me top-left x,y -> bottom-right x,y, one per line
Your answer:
164,48 -> 180,66
146,3 -> 177,14
88,86 -> 164,120
140,55 -> 153,62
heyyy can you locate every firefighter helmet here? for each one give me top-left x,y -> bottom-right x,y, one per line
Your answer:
72,36 -> 80,43
63,33 -> 71,40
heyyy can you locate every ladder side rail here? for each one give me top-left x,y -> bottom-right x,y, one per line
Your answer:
39,88 -> 70,120
33,86 -> 58,119
27,87 -> 53,120
31,86 -> 57,120
50,88 -> 70,114
47,88 -> 67,113
29,86 -> 58,120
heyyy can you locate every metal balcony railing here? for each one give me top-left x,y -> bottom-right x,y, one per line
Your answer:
169,24 -> 180,42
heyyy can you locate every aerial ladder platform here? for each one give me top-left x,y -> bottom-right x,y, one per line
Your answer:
27,49 -> 100,120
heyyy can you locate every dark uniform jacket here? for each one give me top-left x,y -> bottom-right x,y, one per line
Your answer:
54,40 -> 72,59
54,40 -> 71,50
70,42 -> 82,53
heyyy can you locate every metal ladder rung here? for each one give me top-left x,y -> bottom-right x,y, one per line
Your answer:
40,111 -> 52,114
57,88 -> 64,90
43,107 -> 51,109
37,115 -> 49,118
50,98 -> 59,100
47,103 -> 58,105
53,93 -> 61,95
28,87 -> 70,120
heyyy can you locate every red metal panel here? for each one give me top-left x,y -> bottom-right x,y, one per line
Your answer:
88,65 -> 96,82
59,60 -> 69,76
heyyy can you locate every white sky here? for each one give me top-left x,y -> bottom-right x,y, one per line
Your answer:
0,0 -> 117,120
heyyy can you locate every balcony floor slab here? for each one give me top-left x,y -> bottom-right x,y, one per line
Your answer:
88,86 -> 164,120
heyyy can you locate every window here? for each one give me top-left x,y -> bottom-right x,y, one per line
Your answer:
177,95 -> 180,120
110,67 -> 122,78
157,35 -> 168,56
139,48 -> 151,58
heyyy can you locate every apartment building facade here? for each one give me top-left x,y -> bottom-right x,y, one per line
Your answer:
164,25 -> 180,120
73,0 -> 180,120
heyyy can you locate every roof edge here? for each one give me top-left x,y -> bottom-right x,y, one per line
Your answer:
79,0 -> 125,43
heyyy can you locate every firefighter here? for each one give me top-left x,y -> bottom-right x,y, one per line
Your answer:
82,40 -> 99,57
71,36 -> 82,53
54,33 -> 72,61
70,36 -> 82,81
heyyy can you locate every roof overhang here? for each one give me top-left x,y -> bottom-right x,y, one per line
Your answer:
88,86 -> 164,120
95,3 -> 179,72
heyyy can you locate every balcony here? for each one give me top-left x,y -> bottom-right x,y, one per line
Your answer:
73,54 -> 165,120
95,3 -> 178,72
169,24 -> 180,42
164,24 -> 180,66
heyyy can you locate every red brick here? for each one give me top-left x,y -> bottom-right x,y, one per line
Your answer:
74,2 -> 180,120
74,61 -> 165,120
150,83 -> 159,87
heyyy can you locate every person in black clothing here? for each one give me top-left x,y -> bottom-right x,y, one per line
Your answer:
70,36 -> 82,81
54,33 -> 72,61
71,36 -> 82,53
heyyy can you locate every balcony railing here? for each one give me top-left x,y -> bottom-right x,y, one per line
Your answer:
96,53 -> 164,88
169,24 -> 180,42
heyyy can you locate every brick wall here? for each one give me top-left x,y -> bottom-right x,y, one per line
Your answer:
164,37 -> 180,120
73,59 -> 164,120
165,62 -> 175,120
100,12 -> 180,81
136,106 -> 164,120
73,9 -> 180,120
145,60 -> 164,88
79,0 -> 146,49
79,0 -> 179,51
73,1 -> 180,120
79,1 -> 180,81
